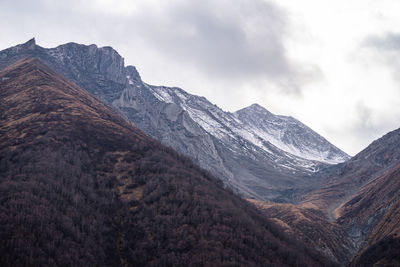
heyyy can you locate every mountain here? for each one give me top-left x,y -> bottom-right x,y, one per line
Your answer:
0,58 -> 334,266
298,128 -> 400,265
301,128 -> 400,216
2,40 -> 398,266
0,39 -> 350,202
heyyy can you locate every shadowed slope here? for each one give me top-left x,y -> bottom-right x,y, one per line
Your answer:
337,161 -> 400,266
0,58 -> 331,266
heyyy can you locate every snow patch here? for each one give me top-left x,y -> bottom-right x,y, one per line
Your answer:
148,85 -> 174,103
126,75 -> 134,85
174,89 -> 188,101
181,103 -> 229,139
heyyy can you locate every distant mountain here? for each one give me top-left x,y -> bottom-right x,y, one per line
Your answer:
0,58 -> 332,266
235,104 -> 349,164
0,39 -> 350,202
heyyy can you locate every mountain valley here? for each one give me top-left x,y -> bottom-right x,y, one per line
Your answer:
1,40 -> 400,266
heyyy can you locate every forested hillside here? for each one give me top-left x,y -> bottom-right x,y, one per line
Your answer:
0,58 -> 332,266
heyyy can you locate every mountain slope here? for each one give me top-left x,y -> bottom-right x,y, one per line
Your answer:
0,39 -> 350,202
0,58 -> 333,266
115,82 -> 329,202
301,128 -> 400,214
337,161 -> 400,266
297,128 -> 400,265
350,199 -> 400,266
242,128 -> 400,266
336,159 -> 400,240
248,199 -> 355,266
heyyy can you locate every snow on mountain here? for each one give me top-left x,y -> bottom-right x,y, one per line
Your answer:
235,104 -> 350,164
147,87 -> 349,165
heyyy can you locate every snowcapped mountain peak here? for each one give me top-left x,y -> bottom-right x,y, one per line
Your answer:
145,86 -> 349,166
235,104 -> 350,164
240,103 -> 294,121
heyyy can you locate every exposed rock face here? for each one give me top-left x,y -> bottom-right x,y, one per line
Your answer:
338,160 -> 400,266
0,39 -> 349,202
0,38 -> 129,102
349,199 -> 400,266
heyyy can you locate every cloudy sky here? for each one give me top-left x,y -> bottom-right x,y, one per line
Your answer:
1,0 -> 400,155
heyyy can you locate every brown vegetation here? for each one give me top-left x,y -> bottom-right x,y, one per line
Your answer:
339,162 -> 400,266
248,199 -> 355,265
0,58 -> 331,266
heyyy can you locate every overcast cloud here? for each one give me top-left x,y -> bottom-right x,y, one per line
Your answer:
1,0 -> 400,155
364,33 -> 400,51
363,33 -> 400,82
